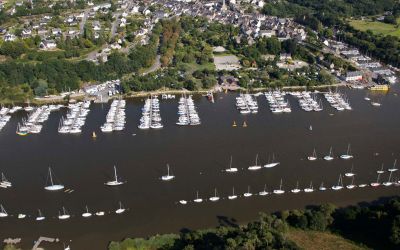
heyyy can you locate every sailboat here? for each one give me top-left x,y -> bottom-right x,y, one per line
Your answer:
259,184 -> 268,196
225,155 -> 238,173
232,121 -> 237,127
105,166 -> 125,186
344,165 -> 355,177
331,174 -> 344,190
319,182 -> 327,191
179,200 -> 187,205
264,153 -> 280,168
0,173 -> 12,188
161,164 -> 175,181
304,181 -> 314,193
44,167 -> 64,191
209,188 -> 220,202
228,187 -> 238,200
346,176 -> 356,189
242,121 -> 247,128
308,149 -> 317,161
383,171 -> 394,186
248,154 -> 262,170
58,207 -> 70,220
377,164 -> 385,174
291,181 -> 301,193
115,202 -> 126,214
273,179 -> 285,194
371,172 -> 382,187
82,206 -> 92,218
340,144 -> 354,160
324,147 -> 334,161
193,191 -> 203,203
243,186 -> 252,197
92,131 -> 97,138
36,209 -> 45,221
0,204 -> 8,217
388,159 -> 398,172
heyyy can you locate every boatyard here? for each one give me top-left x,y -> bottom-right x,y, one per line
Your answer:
0,86 -> 399,249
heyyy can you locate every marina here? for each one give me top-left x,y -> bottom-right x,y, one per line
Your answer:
176,95 -> 201,126
0,86 -> 399,249
100,99 -> 126,132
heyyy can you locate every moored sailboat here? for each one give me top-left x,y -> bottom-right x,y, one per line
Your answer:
273,179 -> 285,194
105,166 -> 125,186
161,164 -> 175,181
225,155 -> 238,173
209,188 -> 220,202
44,167 -> 64,191
340,144 -> 354,160
264,153 -> 280,168
307,149 -> 317,161
248,154 -> 262,171
323,147 -> 334,161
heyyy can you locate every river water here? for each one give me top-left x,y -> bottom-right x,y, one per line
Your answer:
0,86 -> 399,249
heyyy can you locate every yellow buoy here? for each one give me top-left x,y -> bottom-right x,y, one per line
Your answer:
92,131 -> 97,138
242,121 -> 247,128
232,121 -> 237,127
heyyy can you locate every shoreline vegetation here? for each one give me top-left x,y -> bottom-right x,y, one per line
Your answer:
108,197 -> 400,250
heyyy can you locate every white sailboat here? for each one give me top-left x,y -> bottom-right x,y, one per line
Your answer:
193,191 -> 203,203
319,182 -> 327,191
115,202 -> 126,214
44,167 -> 64,191
82,206 -> 92,218
340,144 -> 354,160
345,165 -> 355,177
36,209 -> 45,221
388,159 -> 398,172
58,207 -> 70,220
179,200 -> 187,205
243,186 -> 252,197
228,187 -> 238,200
225,156 -> 238,173
304,181 -> 314,193
331,174 -> 344,190
161,164 -> 175,181
209,188 -> 220,202
371,172 -> 381,187
248,154 -> 262,170
273,179 -> 285,194
259,184 -> 268,196
324,147 -> 334,161
17,213 -> 26,219
307,149 -> 317,161
291,181 -> 301,193
95,211 -> 105,216
383,171 -> 394,186
0,204 -> 8,217
105,166 -> 125,186
346,176 -> 356,189
264,153 -> 280,168
377,164 -> 385,174
0,173 -> 11,188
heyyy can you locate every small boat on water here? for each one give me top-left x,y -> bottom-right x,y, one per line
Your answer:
193,191 -> 203,203
115,202 -> 126,214
273,179 -> 285,194
307,149 -> 317,161
232,121 -> 237,127
105,166 -> 125,186
291,181 -> 301,194
0,173 -> 12,188
358,183 -> 368,188
388,159 -> 398,172
36,209 -> 45,221
309,125 -> 312,131
58,207 -> 70,220
243,186 -> 252,197
44,167 -> 64,191
383,171 -> 394,186
377,164 -> 385,174
248,154 -> 262,171
259,184 -> 268,196
209,188 -> 220,202
228,187 -> 238,200
340,144 -> 354,160
179,200 -> 187,205
0,204 -> 8,217
161,164 -> 175,181
225,155 -> 238,173
92,131 -> 97,138
264,153 -> 280,168
319,182 -> 327,191
324,147 -> 334,161
82,206 -> 92,218
331,174 -> 344,191
371,172 -> 381,187
345,165 -> 355,177
371,102 -> 381,107
346,176 -> 356,189
304,181 -> 314,193
95,211 -> 105,216
17,213 -> 26,219
242,121 -> 247,128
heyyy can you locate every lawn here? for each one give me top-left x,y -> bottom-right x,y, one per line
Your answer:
349,19 -> 400,38
287,228 -> 369,250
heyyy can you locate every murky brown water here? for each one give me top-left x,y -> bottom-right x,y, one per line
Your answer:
0,87 -> 399,249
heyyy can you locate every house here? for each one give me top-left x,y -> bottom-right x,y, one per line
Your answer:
92,21 -> 101,31
345,71 -> 363,81
280,53 -> 292,61
4,33 -> 16,42
39,40 -> 57,50
52,28 -> 62,36
259,30 -> 275,38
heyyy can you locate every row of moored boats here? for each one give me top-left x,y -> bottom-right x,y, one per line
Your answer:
100,99 -> 126,132
58,101 -> 91,134
139,96 -> 163,129
176,95 -> 201,126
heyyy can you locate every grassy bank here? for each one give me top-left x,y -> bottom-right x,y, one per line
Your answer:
349,19 -> 400,38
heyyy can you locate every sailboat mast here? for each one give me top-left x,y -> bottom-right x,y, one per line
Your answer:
49,168 -> 54,186
114,166 -> 118,182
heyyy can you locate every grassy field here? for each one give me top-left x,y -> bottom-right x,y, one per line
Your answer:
287,229 -> 369,250
349,19 -> 400,38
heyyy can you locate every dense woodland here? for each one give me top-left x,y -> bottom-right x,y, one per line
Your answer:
108,197 -> 400,250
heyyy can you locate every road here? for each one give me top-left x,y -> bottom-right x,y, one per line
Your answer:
79,9 -> 90,35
